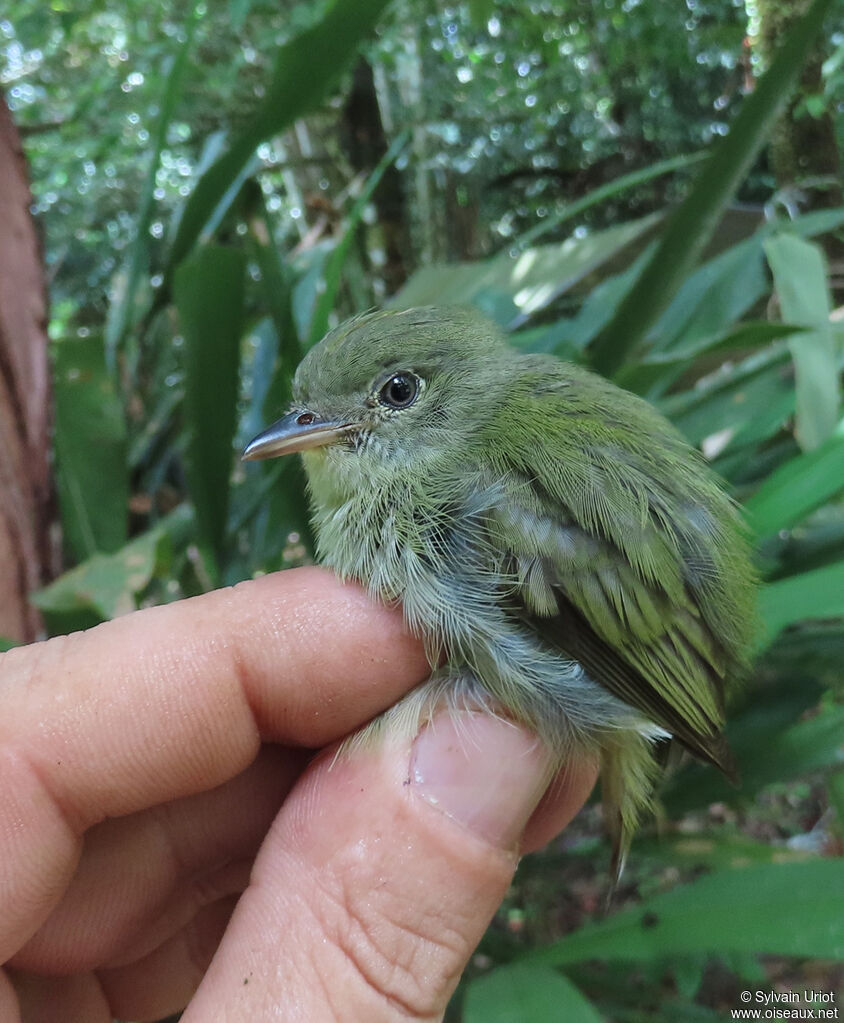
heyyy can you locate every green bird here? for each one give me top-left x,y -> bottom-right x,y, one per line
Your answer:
243,306 -> 756,875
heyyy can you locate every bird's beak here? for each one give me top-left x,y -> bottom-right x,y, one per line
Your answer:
241,411 -> 353,462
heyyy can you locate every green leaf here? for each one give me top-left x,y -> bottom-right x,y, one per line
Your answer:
744,421 -> 844,538
647,236 -> 768,355
617,322 -> 800,397
634,833 -> 812,871
466,0 -> 495,26
31,512 -> 187,624
828,770 -> 844,835
764,233 -> 839,451
230,0 -> 253,31
52,336 -> 128,560
104,2 -> 203,373
670,699 -> 844,812
0,638 -> 19,652
515,243 -> 656,358
660,347 -> 791,449
174,246 -> 246,573
245,188 -> 301,410
464,964 -> 603,1023
165,0 -> 391,277
758,560 -> 844,645
531,861 -> 844,965
511,151 -> 707,253
589,0 -> 838,376
393,213 -> 661,326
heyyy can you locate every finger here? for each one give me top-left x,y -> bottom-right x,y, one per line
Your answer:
97,897 -> 239,1023
0,568 -> 428,962
0,971 -> 21,1023
8,969 -> 110,1023
182,712 -> 596,1022
521,757 -> 599,853
12,747 -> 300,974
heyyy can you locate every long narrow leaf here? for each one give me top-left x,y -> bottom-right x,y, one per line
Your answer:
174,247 -> 246,576
52,336 -> 128,560
104,3 -> 203,373
758,559 -> 844,645
393,213 -> 661,324
744,421 -> 844,538
530,861 -> 844,965
511,151 -> 707,253
165,0 -> 391,279
588,0 -> 837,376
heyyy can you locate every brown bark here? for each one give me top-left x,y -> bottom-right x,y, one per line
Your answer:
340,58 -> 411,294
0,90 -> 54,642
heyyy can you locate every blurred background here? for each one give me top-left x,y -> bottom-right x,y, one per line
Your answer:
0,0 -> 842,1018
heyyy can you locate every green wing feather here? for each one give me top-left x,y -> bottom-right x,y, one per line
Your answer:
483,356 -> 756,774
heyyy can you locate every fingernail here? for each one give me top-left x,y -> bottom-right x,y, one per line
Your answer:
410,711 -> 553,849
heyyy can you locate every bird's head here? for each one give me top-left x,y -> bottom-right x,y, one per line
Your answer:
242,306 -> 509,485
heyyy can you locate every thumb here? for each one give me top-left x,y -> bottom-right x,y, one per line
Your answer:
182,711 -> 597,1022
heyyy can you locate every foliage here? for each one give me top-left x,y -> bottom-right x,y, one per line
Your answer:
4,0 -> 844,1019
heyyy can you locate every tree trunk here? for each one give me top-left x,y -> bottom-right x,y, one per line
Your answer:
756,0 -> 843,207
340,57 -> 411,295
0,90 -> 55,643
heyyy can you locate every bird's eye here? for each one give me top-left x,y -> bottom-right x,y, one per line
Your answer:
378,372 -> 420,410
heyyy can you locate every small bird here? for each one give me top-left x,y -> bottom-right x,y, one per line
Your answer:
243,306 -> 756,876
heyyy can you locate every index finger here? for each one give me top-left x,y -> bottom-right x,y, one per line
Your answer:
0,567 -> 428,960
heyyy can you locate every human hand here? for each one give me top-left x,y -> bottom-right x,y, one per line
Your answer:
0,567 -> 597,1022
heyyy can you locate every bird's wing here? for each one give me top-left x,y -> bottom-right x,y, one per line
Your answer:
489,496 -> 734,771
483,370 -> 752,774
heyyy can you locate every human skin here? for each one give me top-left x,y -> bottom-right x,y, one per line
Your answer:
0,567 -> 597,1022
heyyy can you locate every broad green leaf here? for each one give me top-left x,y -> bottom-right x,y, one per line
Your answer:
174,246 -> 246,573
751,622 -> 844,691
786,206 -> 844,239
660,347 -> 791,448
31,513 -> 185,624
634,834 -> 811,871
393,213 -> 661,325
0,638 -> 19,652
709,380 -> 795,460
514,244 -> 656,358
648,236 -> 768,355
532,861 -> 844,965
464,964 -> 602,1023
761,556 -> 844,642
764,233 -> 839,451
307,131 -> 409,348
52,335 -> 128,560
744,421 -> 844,538
165,0 -> 391,277
665,700 -> 844,813
617,322 -> 800,396
588,0 -> 838,376
758,560 -> 844,645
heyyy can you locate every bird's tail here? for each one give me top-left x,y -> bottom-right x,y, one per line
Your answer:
601,732 -> 660,899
